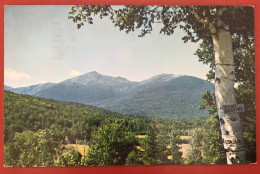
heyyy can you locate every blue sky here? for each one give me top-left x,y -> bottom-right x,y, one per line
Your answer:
4,5 -> 210,88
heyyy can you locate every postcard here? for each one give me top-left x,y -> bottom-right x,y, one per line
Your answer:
0,0 -> 259,174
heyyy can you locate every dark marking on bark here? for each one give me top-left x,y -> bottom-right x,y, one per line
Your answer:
236,139 -> 241,143
215,78 -> 221,83
231,156 -> 241,164
220,118 -> 224,125
225,140 -> 232,144
230,117 -> 237,121
231,157 -> 235,164
215,63 -> 235,66
223,24 -> 230,32
226,130 -> 229,135
228,147 -> 233,151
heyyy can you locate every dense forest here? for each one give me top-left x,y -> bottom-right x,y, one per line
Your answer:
4,90 -> 206,166
4,90 -> 256,166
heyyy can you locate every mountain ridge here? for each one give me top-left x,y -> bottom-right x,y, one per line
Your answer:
5,71 -> 213,118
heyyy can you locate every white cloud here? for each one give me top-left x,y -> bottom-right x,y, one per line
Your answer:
70,70 -> 82,77
4,68 -> 32,80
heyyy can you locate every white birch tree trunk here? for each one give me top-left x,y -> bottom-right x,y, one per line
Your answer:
212,29 -> 247,164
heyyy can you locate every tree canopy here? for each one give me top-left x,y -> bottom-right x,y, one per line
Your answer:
68,6 -> 253,39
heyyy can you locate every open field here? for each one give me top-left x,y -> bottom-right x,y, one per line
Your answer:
65,144 -> 90,156
136,135 -> 147,139
178,144 -> 191,158
180,136 -> 191,140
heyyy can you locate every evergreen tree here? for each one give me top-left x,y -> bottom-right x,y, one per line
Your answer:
141,119 -> 169,165
168,126 -> 183,165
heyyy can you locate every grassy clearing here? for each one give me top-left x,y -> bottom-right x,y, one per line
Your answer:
180,136 -> 191,140
178,144 -> 191,158
65,144 -> 90,156
136,135 -> 147,139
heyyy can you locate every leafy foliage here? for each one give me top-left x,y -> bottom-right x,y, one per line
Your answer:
55,147 -> 82,166
68,6 -> 253,41
82,121 -> 138,166
4,91 -> 208,166
202,116 -> 226,164
4,129 -> 61,167
125,150 -> 144,165
4,91 -> 149,144
185,128 -> 204,164
186,116 -> 226,165
4,91 -> 149,166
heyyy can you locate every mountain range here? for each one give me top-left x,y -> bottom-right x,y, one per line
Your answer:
4,71 -> 213,118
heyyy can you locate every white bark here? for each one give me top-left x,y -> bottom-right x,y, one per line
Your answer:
212,29 -> 246,164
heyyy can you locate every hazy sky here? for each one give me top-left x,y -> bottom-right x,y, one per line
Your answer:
4,5 -> 210,88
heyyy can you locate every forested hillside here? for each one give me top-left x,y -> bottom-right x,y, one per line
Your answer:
104,75 -> 212,118
4,91 -> 207,167
4,91 -> 149,143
